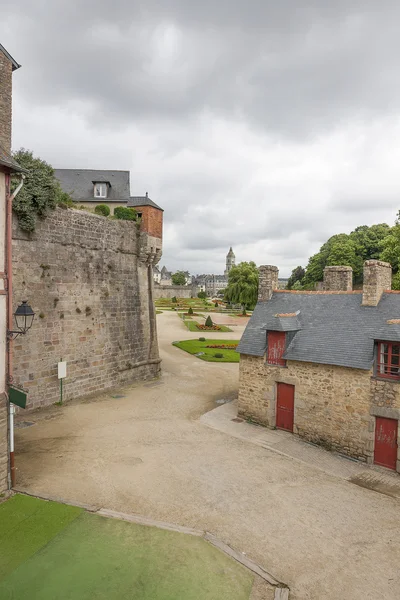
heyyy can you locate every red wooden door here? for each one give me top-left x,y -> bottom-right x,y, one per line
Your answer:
374,417 -> 398,470
276,383 -> 294,432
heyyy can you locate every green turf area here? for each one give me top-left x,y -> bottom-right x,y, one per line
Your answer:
184,320 -> 233,333
0,495 -> 253,600
173,339 -> 240,362
0,494 -> 83,581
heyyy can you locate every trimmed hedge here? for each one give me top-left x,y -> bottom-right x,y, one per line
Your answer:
94,204 -> 110,217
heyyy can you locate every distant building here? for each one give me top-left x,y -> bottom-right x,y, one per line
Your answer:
193,248 -> 235,297
224,247 -> 236,276
54,170 -> 163,238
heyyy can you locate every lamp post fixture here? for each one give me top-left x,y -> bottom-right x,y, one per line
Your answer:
7,300 -> 35,340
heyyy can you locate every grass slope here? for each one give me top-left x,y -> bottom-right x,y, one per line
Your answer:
173,339 -> 240,362
0,495 -> 253,600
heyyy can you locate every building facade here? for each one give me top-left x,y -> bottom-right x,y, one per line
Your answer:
238,260 -> 400,473
193,247 -> 235,297
0,44 -> 24,492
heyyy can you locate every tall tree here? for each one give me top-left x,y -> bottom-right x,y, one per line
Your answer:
12,149 -> 71,232
286,266 -> 305,290
172,271 -> 187,285
302,224 -> 392,288
224,262 -> 259,315
381,212 -> 400,289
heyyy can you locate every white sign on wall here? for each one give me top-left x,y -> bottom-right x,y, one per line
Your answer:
58,361 -> 67,379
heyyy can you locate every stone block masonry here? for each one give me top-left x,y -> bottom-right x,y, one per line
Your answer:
0,51 -> 12,152
238,355 -> 400,469
12,207 -> 162,410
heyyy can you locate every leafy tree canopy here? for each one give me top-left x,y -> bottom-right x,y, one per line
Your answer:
172,271 -> 187,286
224,261 -> 259,312
286,266 -> 305,290
12,148 -> 71,232
302,223 -> 391,288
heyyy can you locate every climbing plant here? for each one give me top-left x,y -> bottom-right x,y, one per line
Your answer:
11,149 -> 72,232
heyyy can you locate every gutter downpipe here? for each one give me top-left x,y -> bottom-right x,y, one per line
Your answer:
6,173 -> 24,488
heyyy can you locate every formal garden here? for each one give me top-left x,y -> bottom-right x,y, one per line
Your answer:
172,338 -> 240,362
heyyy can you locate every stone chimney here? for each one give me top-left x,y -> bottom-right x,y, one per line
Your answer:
258,265 -> 279,302
362,260 -> 392,306
323,266 -> 353,291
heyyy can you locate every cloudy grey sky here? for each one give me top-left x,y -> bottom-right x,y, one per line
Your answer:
3,1 -> 400,276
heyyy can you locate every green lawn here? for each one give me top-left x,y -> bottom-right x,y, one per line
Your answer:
0,494 -> 253,600
173,339 -> 240,362
184,320 -> 233,333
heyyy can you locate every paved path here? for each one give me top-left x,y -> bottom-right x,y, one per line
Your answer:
15,312 -> 400,600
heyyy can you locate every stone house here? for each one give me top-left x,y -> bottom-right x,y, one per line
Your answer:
0,43 -> 24,491
237,261 -> 400,473
54,169 -> 163,230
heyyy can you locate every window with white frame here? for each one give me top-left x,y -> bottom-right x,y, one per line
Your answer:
94,183 -> 107,198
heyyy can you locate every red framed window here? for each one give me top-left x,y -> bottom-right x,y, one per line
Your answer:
377,342 -> 400,379
267,331 -> 286,366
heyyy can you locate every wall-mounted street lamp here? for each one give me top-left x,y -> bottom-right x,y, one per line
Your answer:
7,300 -> 35,340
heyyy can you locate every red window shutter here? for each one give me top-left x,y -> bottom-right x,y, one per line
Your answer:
267,331 -> 286,366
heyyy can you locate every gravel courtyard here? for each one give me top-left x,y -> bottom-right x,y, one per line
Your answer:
15,311 -> 400,600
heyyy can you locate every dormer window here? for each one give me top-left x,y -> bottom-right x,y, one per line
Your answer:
94,182 -> 107,198
377,341 -> 400,379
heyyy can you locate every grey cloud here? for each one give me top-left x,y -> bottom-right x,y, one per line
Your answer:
4,2 -> 400,138
3,1 -> 400,277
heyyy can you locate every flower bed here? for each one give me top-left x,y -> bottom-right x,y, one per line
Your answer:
196,324 -> 221,331
206,344 -> 238,349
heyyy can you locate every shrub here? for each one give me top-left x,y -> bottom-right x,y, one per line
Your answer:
188,307 -> 194,315
114,206 -> 138,221
197,291 -> 206,299
215,301 -> 219,308
214,353 -> 224,358
172,296 -> 178,303
199,337 -> 206,342
95,204 -> 110,217
205,315 -> 213,327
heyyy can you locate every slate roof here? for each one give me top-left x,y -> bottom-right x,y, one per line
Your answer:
0,144 -> 27,173
54,169 -> 130,202
128,195 -> 163,211
237,291 -> 400,370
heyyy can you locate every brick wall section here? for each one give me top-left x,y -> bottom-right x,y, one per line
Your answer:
258,265 -> 279,302
362,260 -> 392,306
137,206 -> 163,239
323,266 -> 353,291
12,207 -> 162,410
0,51 -> 12,152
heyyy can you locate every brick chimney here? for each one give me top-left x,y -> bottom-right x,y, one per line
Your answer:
323,266 -> 353,291
362,260 -> 392,306
258,265 -> 279,302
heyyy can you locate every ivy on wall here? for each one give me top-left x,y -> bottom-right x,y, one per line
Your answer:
11,149 -> 72,232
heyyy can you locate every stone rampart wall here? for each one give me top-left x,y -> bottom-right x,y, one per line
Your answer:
12,207 -> 161,410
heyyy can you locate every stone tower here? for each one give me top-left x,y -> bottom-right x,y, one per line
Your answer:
225,247 -> 235,276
